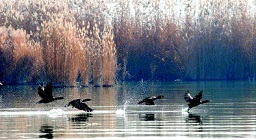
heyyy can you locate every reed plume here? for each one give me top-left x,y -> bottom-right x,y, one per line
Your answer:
0,26 -> 43,83
0,0 -> 255,85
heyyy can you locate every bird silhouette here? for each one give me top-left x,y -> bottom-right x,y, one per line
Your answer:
184,90 -> 210,112
65,99 -> 93,112
36,83 -> 64,104
138,95 -> 164,105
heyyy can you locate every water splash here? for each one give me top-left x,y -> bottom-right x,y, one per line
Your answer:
48,108 -> 65,118
182,107 -> 189,114
115,109 -> 126,115
116,101 -> 128,116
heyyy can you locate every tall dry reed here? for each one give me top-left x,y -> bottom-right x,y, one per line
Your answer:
41,17 -> 90,86
0,0 -> 255,84
102,26 -> 117,86
0,26 -> 43,83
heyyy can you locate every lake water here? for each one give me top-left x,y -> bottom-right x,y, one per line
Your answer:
0,81 -> 256,139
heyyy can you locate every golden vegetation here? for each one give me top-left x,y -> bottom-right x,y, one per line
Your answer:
0,26 -> 43,83
0,0 -> 117,86
115,0 -> 256,80
0,0 -> 255,85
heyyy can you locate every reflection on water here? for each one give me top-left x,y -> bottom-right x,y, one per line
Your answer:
185,113 -> 203,135
186,113 -> 203,125
139,114 -> 155,121
69,114 -> 93,123
39,125 -> 54,139
0,81 -> 256,138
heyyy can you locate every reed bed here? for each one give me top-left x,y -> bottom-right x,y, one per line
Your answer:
0,0 -> 255,86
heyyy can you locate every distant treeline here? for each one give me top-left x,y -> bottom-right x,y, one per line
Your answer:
0,0 -> 255,86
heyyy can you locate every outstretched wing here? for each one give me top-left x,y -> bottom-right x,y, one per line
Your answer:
69,100 -> 92,112
37,84 -> 53,100
193,90 -> 203,102
138,99 -> 146,104
67,99 -> 80,106
81,99 -> 92,102
138,96 -> 150,104
138,96 -> 157,105
75,103 -> 91,111
38,86 -> 46,99
148,96 -> 157,100
44,84 -> 53,95
184,92 -> 193,103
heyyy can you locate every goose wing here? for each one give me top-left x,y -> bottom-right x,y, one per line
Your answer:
193,91 -> 203,102
138,99 -> 146,104
184,92 -> 193,103
74,103 -> 90,111
138,96 -> 157,105
67,99 -> 80,106
44,84 -> 52,95
38,86 -> 52,99
38,86 -> 45,98
81,99 -> 92,102
38,85 -> 53,100
148,96 -> 157,100
68,99 -> 90,111
138,96 -> 150,104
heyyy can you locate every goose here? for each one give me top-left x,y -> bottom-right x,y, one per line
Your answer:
65,99 -> 93,112
184,90 -> 210,112
36,83 -> 64,104
138,95 -> 164,105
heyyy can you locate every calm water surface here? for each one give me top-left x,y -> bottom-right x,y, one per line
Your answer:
0,81 -> 256,139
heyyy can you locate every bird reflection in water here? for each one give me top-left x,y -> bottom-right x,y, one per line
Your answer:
139,114 -> 155,121
69,113 -> 93,123
39,125 -> 54,139
186,113 -> 203,125
185,113 -> 203,133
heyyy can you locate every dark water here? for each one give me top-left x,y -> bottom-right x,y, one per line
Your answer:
0,81 -> 256,139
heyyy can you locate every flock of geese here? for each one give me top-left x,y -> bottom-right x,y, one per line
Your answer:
37,83 -> 94,112
37,83 -> 210,112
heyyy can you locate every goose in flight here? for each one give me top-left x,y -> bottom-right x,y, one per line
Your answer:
138,95 -> 164,105
65,99 -> 93,112
184,90 -> 210,112
36,83 -> 64,104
